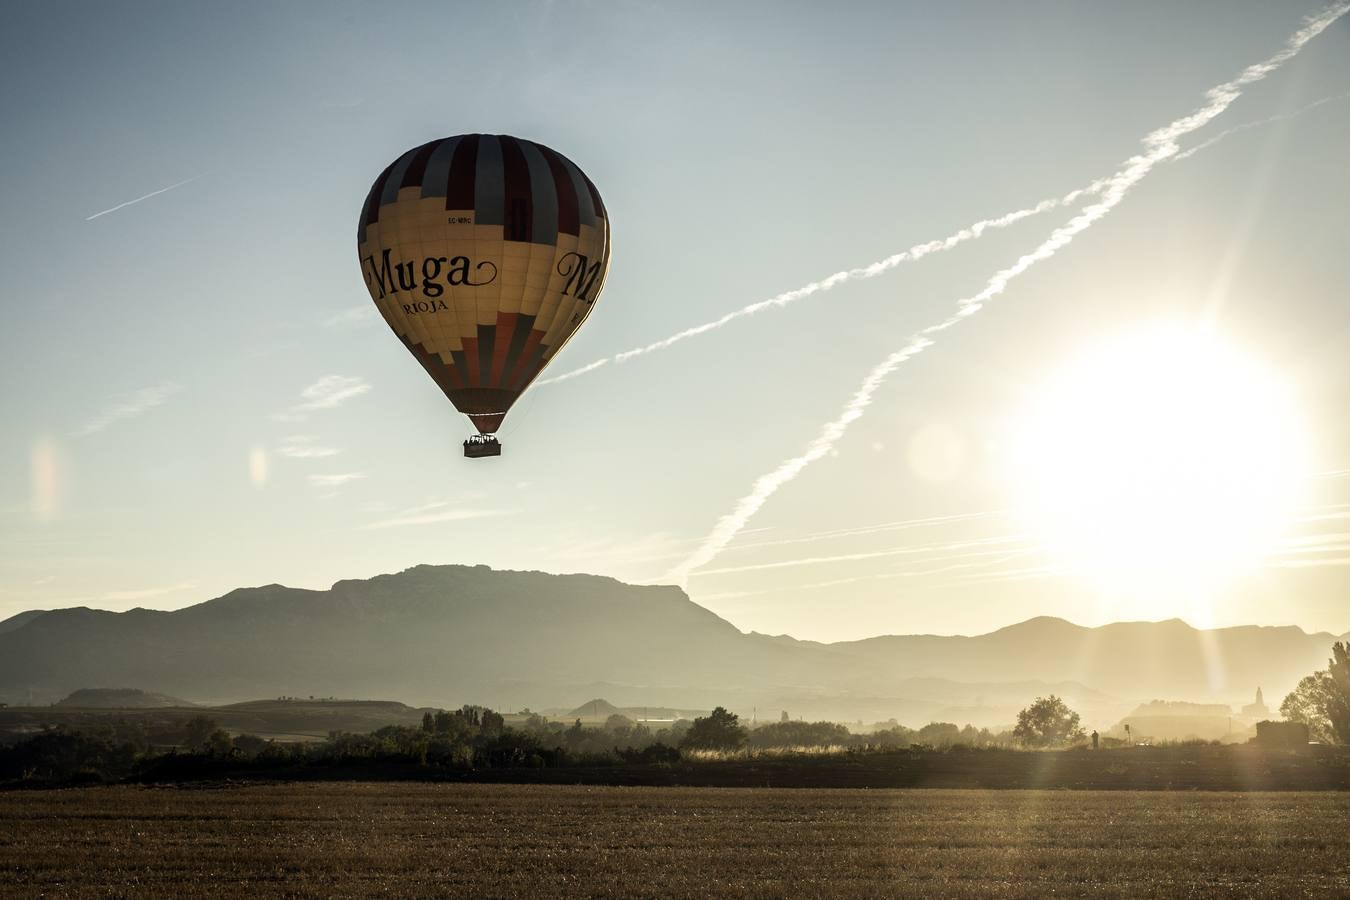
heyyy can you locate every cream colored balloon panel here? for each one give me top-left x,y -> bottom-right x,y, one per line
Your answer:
497,240 -> 532,318
540,223 -> 609,359
373,200 -> 435,354
404,190 -> 457,356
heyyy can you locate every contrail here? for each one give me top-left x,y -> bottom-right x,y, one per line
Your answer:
535,189 -> 1101,386
536,87 -> 1342,389
85,174 -> 204,221
693,534 -> 1029,577
1174,90 -> 1350,160
662,3 -> 1350,586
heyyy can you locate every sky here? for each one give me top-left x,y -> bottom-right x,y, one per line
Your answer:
2,1 -> 1349,641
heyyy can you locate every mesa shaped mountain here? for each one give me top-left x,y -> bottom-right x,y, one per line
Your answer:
56,687 -> 193,708
0,565 -> 1342,725
0,565 -> 830,709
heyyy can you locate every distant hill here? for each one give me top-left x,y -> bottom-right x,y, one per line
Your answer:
0,697 -> 433,744
568,698 -> 623,719
56,688 -> 191,708
1114,699 -> 1262,744
0,610 -> 46,635
0,564 -> 1342,727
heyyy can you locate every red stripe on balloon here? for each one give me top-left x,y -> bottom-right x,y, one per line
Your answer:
445,134 -> 480,212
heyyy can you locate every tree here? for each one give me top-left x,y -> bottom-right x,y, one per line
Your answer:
1281,672 -> 1335,743
605,713 -> 636,732
916,722 -> 960,747
182,715 -> 219,751
680,707 -> 747,752
1013,696 -> 1085,748
232,733 -> 270,757
205,729 -> 234,757
1328,642 -> 1350,743
479,709 -> 505,737
421,711 -> 435,733
1282,642 -> 1350,744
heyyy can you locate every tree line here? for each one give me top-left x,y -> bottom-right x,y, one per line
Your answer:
5,643 -> 1347,786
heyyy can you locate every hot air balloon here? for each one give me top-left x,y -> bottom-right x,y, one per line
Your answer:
357,135 -> 611,457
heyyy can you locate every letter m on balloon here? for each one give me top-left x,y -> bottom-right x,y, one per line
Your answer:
558,252 -> 603,303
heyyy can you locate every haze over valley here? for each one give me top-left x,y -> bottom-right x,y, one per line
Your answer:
3,564 -> 1339,734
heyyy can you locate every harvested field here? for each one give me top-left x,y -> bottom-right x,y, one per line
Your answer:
2,783 -> 1347,897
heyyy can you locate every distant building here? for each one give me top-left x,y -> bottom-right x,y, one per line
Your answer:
1255,719 -> 1308,747
1241,687 -> 1269,719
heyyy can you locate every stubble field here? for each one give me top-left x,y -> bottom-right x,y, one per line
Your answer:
1,783 -> 1347,897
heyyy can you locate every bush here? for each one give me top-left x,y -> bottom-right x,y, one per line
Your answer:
1013,696 -> 1086,748
681,708 -> 748,752
749,720 -> 851,749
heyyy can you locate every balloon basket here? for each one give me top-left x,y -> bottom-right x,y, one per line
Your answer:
463,435 -> 502,458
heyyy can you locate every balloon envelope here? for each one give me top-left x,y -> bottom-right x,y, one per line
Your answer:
357,134 -> 610,434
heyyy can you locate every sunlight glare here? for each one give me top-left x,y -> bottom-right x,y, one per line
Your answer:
1005,327 -> 1312,604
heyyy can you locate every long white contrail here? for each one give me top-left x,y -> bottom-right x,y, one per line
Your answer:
662,3 -> 1350,586
540,88 -> 1345,389
85,174 -> 204,221
1174,90 -> 1350,160
536,188 -> 1101,386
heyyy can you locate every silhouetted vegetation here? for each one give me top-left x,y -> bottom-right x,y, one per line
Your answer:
0,704 -> 687,785
5,699 -> 1350,791
748,719 -> 850,749
681,707 -> 747,752
1013,695 -> 1086,748
1280,641 -> 1350,744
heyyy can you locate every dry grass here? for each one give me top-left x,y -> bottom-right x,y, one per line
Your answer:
1,783 -> 1346,897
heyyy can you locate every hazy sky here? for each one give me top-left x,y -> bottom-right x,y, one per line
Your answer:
2,1 -> 1349,641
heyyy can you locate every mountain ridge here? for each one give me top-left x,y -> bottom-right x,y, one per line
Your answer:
1,564 -> 1342,727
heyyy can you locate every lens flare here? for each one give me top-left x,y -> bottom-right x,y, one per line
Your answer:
29,438 -> 65,521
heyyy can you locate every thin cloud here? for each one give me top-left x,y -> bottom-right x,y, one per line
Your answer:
308,472 -> 366,489
274,375 -> 371,422
74,383 -> 181,436
929,564 -> 1067,589
693,535 -> 1030,577
323,305 -> 377,328
695,552 -> 1031,602
722,510 -> 1008,555
85,174 -> 205,221
277,435 -> 341,459
362,500 -> 511,530
662,3 -> 1349,585
1276,557 -> 1350,569
47,581 -> 197,607
101,582 -> 197,602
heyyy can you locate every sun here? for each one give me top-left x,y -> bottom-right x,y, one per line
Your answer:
1004,326 -> 1313,609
